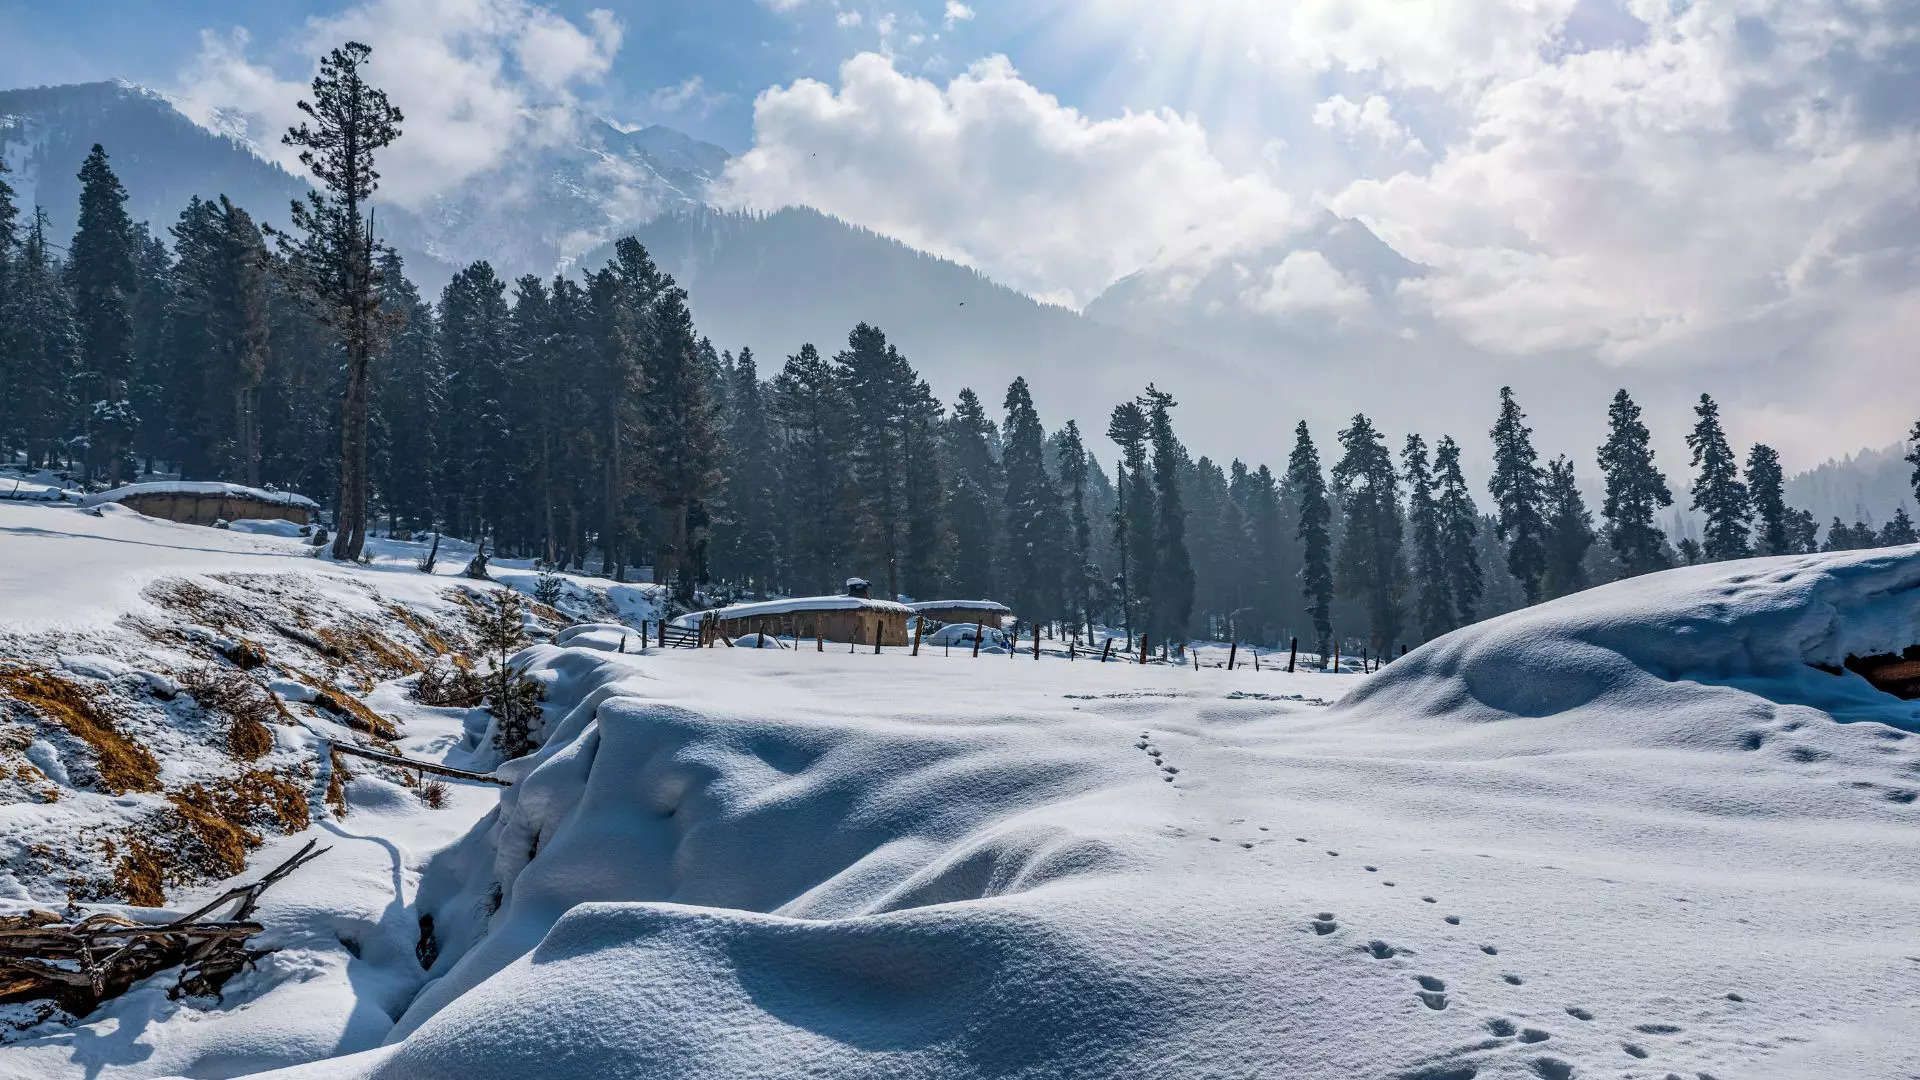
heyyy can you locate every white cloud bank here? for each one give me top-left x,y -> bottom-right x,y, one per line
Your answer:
715,53 -> 1297,308
172,0 -> 623,208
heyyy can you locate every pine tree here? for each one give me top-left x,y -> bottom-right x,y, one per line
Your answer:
769,343 -> 847,594
1057,420 -> 1096,634
1686,393 -> 1751,561
1331,414 -> 1404,654
270,41 -> 404,560
68,144 -> 138,484
899,378 -> 947,598
126,226 -> 173,477
1744,443 -> 1790,556
1881,506 -> 1917,546
1287,421 -> 1335,659
1002,377 -> 1064,627
1432,436 -> 1483,628
1540,455 -> 1595,599
721,347 -> 782,591
1596,389 -> 1673,576
438,261 -> 514,540
1242,464 -> 1288,645
639,272 -> 719,603
1678,537 -> 1703,565
0,157 -> 15,459
470,589 -> 540,759
10,210 -> 75,468
943,387 -> 1000,600
1906,420 -> 1920,508
1402,435 -> 1452,641
1788,508 -> 1819,554
372,250 -> 440,534
837,323 -> 917,598
1142,386 -> 1193,649
1107,400 -> 1154,645
1488,386 -> 1547,603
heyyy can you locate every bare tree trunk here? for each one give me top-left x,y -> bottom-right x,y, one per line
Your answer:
333,346 -> 369,560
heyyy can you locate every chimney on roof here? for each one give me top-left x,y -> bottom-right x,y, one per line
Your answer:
844,577 -> 871,599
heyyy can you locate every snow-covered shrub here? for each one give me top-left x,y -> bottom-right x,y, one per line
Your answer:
533,565 -> 565,607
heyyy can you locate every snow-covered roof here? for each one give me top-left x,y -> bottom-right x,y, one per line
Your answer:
845,577 -> 870,588
694,594 -> 913,623
906,599 -> 1012,613
80,481 -> 320,511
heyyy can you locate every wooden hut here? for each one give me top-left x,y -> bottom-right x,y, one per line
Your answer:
906,599 -> 1012,629
80,481 -> 318,527
697,595 -> 914,646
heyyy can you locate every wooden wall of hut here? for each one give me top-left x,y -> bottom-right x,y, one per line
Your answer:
115,492 -> 313,527
714,608 -> 909,646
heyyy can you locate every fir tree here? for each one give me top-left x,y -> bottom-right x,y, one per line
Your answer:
1107,400 -> 1154,645
943,388 -> 1000,600
1488,386 -> 1547,603
470,589 -> 540,759
1906,420 -> 1920,508
769,344 -> 847,594
899,378 -> 947,598
1432,435 -> 1483,627
721,347 -> 782,591
1678,537 -> 1703,565
1243,464 -> 1289,645
1686,393 -> 1751,561
1744,443 -> 1790,556
1142,386 -> 1193,649
1788,508 -> 1820,555
438,262 -> 513,540
1596,389 -> 1673,576
1288,421 -> 1335,660
1402,435 -> 1452,641
270,41 -> 404,561
1057,420 -> 1097,634
10,210 -> 75,468
68,144 -> 138,484
1331,414 -> 1404,654
372,250 -> 440,534
125,225 -> 173,476
639,271 -> 719,602
1002,377 -> 1064,626
1540,455 -> 1595,599
0,157 -> 15,459
1881,506 -> 1917,546
837,323 -> 916,598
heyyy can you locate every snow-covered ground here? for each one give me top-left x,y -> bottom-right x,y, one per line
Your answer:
2,503 -> 1918,1079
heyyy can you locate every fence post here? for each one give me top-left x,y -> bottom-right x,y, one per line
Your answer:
1288,636 -> 1297,673
1253,648 -> 1259,672
911,618 -> 922,656
1139,634 -> 1148,665
1227,638 -> 1238,671
1333,642 -> 1339,671
874,620 -> 882,655
972,621 -> 983,658
1101,638 -> 1114,662
1033,622 -> 1040,660
619,634 -> 626,653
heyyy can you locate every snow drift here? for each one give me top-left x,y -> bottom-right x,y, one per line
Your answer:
247,548 -> 1920,1080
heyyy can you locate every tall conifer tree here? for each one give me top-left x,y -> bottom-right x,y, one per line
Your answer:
943,388 -> 1000,600
1686,393 -> 1751,561
1287,421 -> 1334,659
1596,389 -> 1673,576
1002,377 -> 1063,626
769,343 -> 846,593
271,41 -> 403,560
1332,415 -> 1404,654
1142,385 -> 1193,648
1488,386 -> 1548,603
68,144 -> 137,484
1108,401 -> 1154,645
1402,435 -> 1452,641
1744,443 -> 1790,556
1540,455 -> 1595,599
1433,436 -> 1483,628
1057,420 -> 1096,634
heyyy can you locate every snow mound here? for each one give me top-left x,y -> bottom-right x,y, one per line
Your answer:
228,518 -> 306,537
729,632 -> 788,649
78,480 -> 319,510
254,551 -> 1920,1080
1347,547 -> 1920,733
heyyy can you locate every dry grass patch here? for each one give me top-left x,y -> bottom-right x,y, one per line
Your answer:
0,667 -> 159,794
178,666 -> 293,761
102,769 -> 311,906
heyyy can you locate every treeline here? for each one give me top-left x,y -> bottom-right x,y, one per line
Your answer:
4,44 -> 1920,660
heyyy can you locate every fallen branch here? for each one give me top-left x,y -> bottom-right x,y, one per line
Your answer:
323,740 -> 513,786
0,840 -> 328,1014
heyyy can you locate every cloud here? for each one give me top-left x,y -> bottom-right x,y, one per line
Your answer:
836,10 -> 863,28
715,52 -> 1297,307
649,74 -> 728,120
171,0 -> 623,208
943,2 -> 976,28
1329,0 -> 1920,372
1241,251 -> 1369,317
1310,93 -> 1424,156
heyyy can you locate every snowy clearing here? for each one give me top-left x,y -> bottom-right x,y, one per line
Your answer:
1,505 -> 1917,1079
